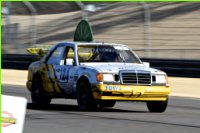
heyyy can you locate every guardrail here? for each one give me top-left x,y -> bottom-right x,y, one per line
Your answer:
141,58 -> 200,78
2,54 -> 38,70
2,54 -> 200,78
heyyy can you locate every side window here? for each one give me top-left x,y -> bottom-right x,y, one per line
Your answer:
64,47 -> 75,65
47,46 -> 64,65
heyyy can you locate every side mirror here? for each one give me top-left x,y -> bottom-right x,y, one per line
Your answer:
66,58 -> 74,65
143,62 -> 150,68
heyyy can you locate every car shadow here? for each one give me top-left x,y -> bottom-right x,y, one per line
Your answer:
27,103 -> 148,113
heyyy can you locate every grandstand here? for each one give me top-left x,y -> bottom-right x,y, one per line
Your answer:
2,2 -> 200,59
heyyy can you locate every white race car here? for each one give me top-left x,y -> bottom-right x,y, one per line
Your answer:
27,42 -> 170,112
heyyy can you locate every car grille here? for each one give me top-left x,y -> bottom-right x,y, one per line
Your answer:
120,70 -> 151,85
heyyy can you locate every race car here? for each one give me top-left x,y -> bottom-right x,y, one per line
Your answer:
26,42 -> 170,112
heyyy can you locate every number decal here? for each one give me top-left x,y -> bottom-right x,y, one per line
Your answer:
60,68 -> 70,82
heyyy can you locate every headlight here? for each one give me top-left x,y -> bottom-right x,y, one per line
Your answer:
155,75 -> 167,84
96,73 -> 114,82
103,74 -> 114,82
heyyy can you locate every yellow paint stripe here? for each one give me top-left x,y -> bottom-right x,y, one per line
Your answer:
95,96 -> 167,101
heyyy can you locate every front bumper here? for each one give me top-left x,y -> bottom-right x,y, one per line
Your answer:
92,84 -> 170,101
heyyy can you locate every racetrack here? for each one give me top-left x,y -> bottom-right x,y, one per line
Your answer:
2,84 -> 200,133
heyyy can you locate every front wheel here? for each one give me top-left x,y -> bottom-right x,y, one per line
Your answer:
77,81 -> 97,110
146,99 -> 168,113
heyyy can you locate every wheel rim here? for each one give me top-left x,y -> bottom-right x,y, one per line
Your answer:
78,83 -> 89,109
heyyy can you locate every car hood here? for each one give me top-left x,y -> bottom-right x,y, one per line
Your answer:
80,63 -> 165,74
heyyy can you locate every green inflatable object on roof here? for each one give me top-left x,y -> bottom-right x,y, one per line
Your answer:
74,20 -> 94,42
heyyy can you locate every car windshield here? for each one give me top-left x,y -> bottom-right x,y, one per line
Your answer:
77,45 -> 141,63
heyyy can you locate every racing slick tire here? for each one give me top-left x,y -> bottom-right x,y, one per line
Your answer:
31,75 -> 51,106
99,100 -> 116,108
77,81 -> 97,110
146,98 -> 168,113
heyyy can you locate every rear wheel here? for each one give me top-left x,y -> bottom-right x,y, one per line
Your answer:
146,98 -> 168,113
31,76 -> 51,105
99,101 -> 116,108
77,81 -> 97,110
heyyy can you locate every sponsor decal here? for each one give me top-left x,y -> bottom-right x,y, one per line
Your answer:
105,86 -> 122,91
1,111 -> 17,127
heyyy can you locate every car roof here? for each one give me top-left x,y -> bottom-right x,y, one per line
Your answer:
57,42 -> 128,47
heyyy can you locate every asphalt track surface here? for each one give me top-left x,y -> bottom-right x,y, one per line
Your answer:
2,84 -> 200,133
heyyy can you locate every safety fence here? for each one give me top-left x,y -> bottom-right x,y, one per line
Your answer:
2,2 -> 200,60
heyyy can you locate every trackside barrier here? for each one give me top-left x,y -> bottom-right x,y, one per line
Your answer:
2,54 -> 200,78
141,58 -> 200,78
2,95 -> 27,133
2,54 -> 38,70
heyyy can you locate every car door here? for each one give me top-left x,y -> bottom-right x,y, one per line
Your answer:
56,46 -> 78,95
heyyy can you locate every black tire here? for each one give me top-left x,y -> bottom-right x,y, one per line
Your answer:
77,81 -> 97,110
146,99 -> 168,113
99,100 -> 116,108
31,75 -> 51,105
